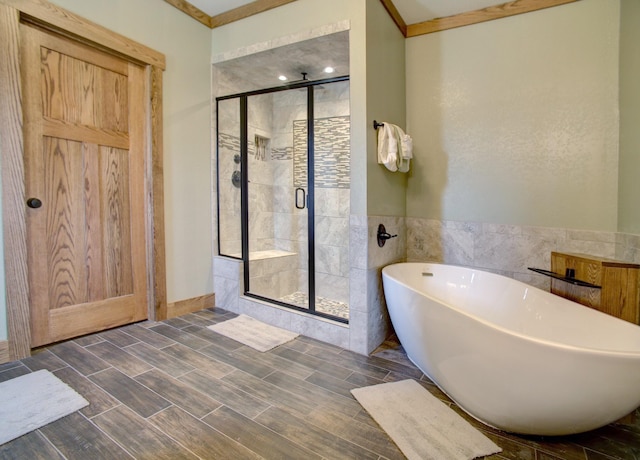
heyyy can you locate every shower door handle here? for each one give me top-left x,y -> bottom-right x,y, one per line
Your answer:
295,188 -> 306,209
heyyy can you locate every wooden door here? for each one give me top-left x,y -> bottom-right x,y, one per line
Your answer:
21,22 -> 149,347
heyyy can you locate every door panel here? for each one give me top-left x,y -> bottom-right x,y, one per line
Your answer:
22,23 -> 148,347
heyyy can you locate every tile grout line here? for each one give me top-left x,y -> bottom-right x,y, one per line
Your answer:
34,427 -> 69,460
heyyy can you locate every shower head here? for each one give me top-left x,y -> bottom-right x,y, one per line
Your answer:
286,72 -> 325,90
285,72 -> 309,84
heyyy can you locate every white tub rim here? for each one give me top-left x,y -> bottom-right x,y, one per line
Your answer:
382,262 -> 640,359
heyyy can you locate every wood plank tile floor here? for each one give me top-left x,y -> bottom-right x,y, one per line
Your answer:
0,308 -> 638,459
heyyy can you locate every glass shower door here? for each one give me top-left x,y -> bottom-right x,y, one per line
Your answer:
245,89 -> 310,310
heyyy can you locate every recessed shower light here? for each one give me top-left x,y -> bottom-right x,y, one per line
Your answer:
323,66 -> 335,74
278,75 -> 287,81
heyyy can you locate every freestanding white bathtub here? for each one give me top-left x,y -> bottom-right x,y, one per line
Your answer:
382,262 -> 640,436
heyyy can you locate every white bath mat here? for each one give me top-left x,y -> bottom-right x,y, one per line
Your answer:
0,369 -> 89,445
351,379 -> 501,460
207,314 -> 298,352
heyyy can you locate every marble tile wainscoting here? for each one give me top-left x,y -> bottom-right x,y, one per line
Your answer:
350,216 -> 407,354
406,217 -> 640,290
617,232 -> 640,266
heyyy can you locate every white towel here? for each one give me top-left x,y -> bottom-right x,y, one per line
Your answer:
377,123 -> 398,172
401,132 -> 413,160
377,121 -> 412,173
393,125 -> 412,173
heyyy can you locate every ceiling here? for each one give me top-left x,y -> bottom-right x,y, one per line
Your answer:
213,30 -> 349,92
188,0 -> 506,25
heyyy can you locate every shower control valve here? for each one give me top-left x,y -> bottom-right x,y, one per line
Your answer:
377,224 -> 397,247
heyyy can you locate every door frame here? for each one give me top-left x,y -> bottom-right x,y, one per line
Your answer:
0,0 -> 167,360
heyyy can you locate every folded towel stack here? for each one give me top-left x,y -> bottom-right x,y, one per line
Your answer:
377,122 -> 413,172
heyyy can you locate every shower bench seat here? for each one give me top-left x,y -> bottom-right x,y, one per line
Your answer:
230,250 -> 300,300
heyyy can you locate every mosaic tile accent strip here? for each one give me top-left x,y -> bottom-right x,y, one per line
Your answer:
279,291 -> 349,320
271,147 -> 293,160
219,116 -> 350,186
218,132 -> 240,153
218,132 -> 261,158
293,116 -> 350,189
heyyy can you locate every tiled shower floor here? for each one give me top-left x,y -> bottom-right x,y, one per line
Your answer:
279,291 -> 349,319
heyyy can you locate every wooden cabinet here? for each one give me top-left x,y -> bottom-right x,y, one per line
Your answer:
550,252 -> 640,324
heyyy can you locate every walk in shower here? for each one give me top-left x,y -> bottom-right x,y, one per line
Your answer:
216,42 -> 350,322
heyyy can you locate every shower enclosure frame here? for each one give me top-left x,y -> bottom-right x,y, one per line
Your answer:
216,75 -> 350,324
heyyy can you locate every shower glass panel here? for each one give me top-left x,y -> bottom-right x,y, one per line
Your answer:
216,98 -> 242,257
313,80 -> 350,320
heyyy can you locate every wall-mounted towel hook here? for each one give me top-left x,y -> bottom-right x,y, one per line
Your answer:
373,120 -> 384,130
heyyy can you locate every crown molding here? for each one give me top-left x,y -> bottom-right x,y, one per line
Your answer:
164,0 -> 298,29
163,0 -> 581,37
210,0 -> 297,28
164,0 -> 211,27
379,0 -> 407,37
405,0 -> 579,37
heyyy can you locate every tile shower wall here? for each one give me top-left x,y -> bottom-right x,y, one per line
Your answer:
406,217 -> 640,289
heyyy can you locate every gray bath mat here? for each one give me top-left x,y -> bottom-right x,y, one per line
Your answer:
0,369 -> 89,445
207,314 -> 299,352
351,379 -> 501,460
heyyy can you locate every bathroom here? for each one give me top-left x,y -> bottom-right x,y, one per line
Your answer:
0,0 -> 637,376
1,0 -> 634,356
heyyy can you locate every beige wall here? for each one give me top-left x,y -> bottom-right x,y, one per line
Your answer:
405,0 -> 620,231
366,0 -> 407,217
619,0 -> 640,234
48,0 -> 214,303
